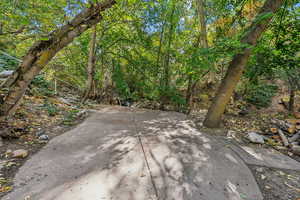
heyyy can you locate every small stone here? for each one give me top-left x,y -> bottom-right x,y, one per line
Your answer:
227,130 -> 236,139
247,132 -> 265,144
288,152 -> 293,156
256,167 -> 263,173
5,149 -> 13,157
39,135 -> 49,141
12,149 -> 28,158
24,195 -> 31,200
265,185 -> 271,190
261,175 -> 266,180
36,131 -> 46,137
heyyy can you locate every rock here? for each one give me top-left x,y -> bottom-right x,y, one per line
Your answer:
265,185 -> 271,190
247,132 -> 265,144
12,149 -> 28,158
5,149 -> 13,158
36,131 -> 46,137
0,70 -> 14,78
0,137 -> 3,147
256,167 -> 263,173
38,135 -> 49,141
227,130 -> 236,139
75,110 -> 88,118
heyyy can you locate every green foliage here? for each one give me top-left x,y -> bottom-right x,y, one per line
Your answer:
43,102 -> 59,116
31,75 -> 55,96
1,0 -> 298,112
62,109 -> 80,125
112,63 -> 131,99
245,83 -> 278,108
0,53 -> 18,71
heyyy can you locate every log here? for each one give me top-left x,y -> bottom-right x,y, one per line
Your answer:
278,129 -> 289,147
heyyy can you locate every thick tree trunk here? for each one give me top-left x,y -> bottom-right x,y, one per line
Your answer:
82,25 -> 97,103
0,0 -> 116,120
203,0 -> 284,128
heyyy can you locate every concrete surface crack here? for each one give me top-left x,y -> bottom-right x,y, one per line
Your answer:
131,110 -> 160,200
138,135 -> 160,200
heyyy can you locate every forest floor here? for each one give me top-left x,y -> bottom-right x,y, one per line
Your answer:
0,100 -> 299,199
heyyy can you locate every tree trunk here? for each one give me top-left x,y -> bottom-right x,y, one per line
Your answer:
203,0 -> 284,128
0,0 -> 116,120
82,25 -> 97,103
289,88 -> 295,112
196,0 -> 208,48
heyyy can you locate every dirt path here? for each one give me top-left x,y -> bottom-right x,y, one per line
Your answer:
3,106 -> 300,200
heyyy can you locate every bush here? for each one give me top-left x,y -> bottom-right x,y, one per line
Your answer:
43,102 -> 59,116
0,53 -> 18,71
31,74 -> 55,96
245,83 -> 278,108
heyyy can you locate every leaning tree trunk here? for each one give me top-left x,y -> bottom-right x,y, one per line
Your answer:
0,0 -> 116,120
203,0 -> 284,128
82,25 -> 97,103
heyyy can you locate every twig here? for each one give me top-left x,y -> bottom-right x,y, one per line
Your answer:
284,182 -> 300,192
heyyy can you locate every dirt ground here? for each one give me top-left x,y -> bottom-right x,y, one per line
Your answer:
251,166 -> 300,200
0,112 -> 88,197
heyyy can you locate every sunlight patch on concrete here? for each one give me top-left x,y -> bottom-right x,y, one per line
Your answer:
45,137 -> 155,200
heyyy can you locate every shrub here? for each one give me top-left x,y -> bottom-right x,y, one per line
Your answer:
245,83 -> 278,108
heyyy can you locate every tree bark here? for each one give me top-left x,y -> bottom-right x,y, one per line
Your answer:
203,0 -> 284,128
82,25 -> 98,103
289,88 -> 295,112
196,0 -> 208,48
0,0 -> 116,120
